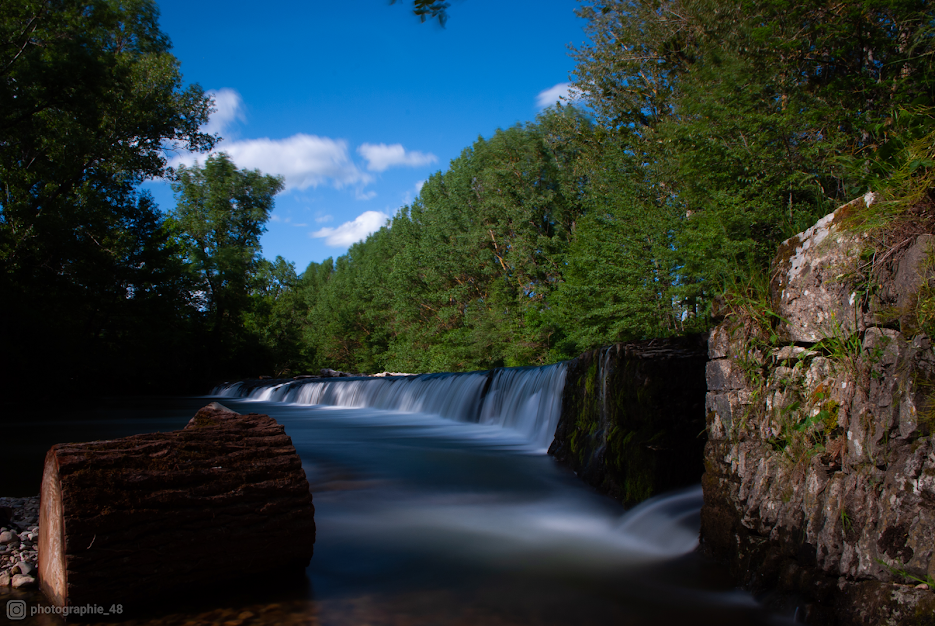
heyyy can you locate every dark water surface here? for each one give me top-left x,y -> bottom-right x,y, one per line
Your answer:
0,396 -> 794,626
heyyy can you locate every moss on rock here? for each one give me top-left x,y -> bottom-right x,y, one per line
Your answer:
549,335 -> 708,507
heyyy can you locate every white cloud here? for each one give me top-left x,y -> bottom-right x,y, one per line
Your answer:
271,215 -> 307,227
358,143 -> 437,172
311,210 -> 390,246
355,189 -> 377,201
536,82 -> 583,109
415,180 -> 426,193
171,134 -> 372,191
203,88 -> 246,137
315,214 -> 334,223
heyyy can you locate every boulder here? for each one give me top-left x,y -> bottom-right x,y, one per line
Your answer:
770,193 -> 875,343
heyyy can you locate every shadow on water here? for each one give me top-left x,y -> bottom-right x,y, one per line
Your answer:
1,393 -> 796,626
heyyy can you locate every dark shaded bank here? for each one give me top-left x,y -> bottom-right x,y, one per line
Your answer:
548,335 -> 709,507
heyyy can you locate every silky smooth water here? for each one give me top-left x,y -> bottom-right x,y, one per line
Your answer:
0,380 -> 795,626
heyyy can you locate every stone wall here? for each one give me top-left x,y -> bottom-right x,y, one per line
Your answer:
701,194 -> 935,625
549,335 -> 708,507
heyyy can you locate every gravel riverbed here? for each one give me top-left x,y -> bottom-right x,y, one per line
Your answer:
0,496 -> 40,590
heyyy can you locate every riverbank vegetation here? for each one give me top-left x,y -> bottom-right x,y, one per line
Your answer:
1,0 -> 933,396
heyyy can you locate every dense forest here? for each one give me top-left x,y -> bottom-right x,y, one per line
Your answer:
1,0 -> 933,397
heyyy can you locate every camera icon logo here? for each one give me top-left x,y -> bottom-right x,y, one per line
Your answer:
6,599 -> 27,620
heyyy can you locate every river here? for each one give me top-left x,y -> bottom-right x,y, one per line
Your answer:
0,367 -> 795,625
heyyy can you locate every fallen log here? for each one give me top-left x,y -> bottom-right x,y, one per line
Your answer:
38,403 -> 315,611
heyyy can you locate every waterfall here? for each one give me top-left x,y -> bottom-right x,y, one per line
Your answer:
213,363 -> 568,450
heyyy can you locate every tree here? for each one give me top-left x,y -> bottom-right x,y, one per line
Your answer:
0,0 -> 215,396
390,0 -> 451,26
169,153 -> 284,365
569,0 -> 935,314
243,256 -> 306,376
0,0 -> 215,272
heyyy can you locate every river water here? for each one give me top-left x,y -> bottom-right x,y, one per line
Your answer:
1,367 -> 794,625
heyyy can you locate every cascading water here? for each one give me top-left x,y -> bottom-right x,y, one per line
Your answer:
213,363 -> 567,450
1,359 -> 782,625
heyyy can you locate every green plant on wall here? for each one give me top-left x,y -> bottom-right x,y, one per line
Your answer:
840,507 -> 852,536
876,558 -> 935,588
813,320 -> 866,376
568,359 -> 601,459
765,376 -> 844,467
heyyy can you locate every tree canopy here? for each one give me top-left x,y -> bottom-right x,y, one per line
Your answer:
0,0 -> 215,395
262,0 -> 934,375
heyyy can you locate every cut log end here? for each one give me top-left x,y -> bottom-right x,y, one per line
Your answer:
37,405 -> 315,610
39,449 -> 66,607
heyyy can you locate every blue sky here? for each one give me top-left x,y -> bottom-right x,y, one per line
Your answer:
143,0 -> 589,274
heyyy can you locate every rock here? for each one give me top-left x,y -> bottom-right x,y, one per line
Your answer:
770,193 -> 875,343
894,234 -> 935,313
0,530 -> 18,546
773,345 -> 807,362
16,561 -> 34,576
702,194 -> 935,625
705,358 -> 747,391
0,572 -> 9,587
319,368 -> 354,378
206,401 -> 236,414
11,574 -> 35,588
707,324 -> 735,359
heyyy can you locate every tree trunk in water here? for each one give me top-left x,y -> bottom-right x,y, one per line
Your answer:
38,403 -> 315,611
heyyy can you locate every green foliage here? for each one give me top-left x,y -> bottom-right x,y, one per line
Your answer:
5,0 -> 935,393
243,256 -> 305,376
390,0 -> 451,26
814,321 -> 867,376
876,557 -> 935,588
0,0 -> 214,273
294,109 -> 592,373
572,0 -> 935,298
168,153 -> 285,373
0,0 -> 215,396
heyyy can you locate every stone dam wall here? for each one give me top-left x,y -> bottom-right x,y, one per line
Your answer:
549,335 -> 708,507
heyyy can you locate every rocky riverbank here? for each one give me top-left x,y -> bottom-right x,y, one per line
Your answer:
701,194 -> 935,624
0,496 -> 39,589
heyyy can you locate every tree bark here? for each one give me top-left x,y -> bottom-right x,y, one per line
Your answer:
38,403 -> 315,611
